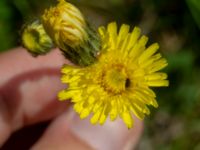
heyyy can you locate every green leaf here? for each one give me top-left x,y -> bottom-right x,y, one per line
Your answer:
186,0 -> 200,28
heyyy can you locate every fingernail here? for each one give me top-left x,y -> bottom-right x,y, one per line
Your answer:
67,108 -> 143,150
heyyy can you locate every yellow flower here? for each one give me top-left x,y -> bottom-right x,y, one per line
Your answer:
58,22 -> 169,128
22,20 -> 53,56
42,0 -> 87,49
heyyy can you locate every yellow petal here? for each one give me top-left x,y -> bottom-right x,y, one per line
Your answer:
58,90 -> 77,101
90,110 -> 101,124
80,106 -> 92,119
61,64 -> 75,74
143,106 -> 150,115
92,100 -> 103,113
148,58 -> 168,73
99,113 -> 107,125
133,90 -> 151,105
130,103 -> 144,120
107,22 -> 117,47
132,69 -> 145,78
150,98 -> 159,108
138,35 -> 149,47
61,75 -> 80,83
98,26 -> 106,39
130,98 -> 145,111
110,107 -> 118,121
121,33 -> 130,54
129,35 -> 148,59
117,24 -> 130,46
147,80 -> 169,87
127,26 -> 141,50
73,102 -> 84,113
138,43 -> 159,64
121,111 -> 133,129
133,86 -> 156,98
140,53 -> 162,68
99,105 -> 108,125
88,96 -> 96,104
110,100 -> 118,121
145,73 -> 168,81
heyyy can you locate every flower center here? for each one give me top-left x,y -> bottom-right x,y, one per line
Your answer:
102,66 -> 129,94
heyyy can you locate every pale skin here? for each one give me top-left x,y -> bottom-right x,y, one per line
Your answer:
0,48 -> 143,150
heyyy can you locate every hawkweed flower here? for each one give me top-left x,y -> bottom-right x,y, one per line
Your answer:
58,22 -> 169,129
22,20 -> 53,56
42,0 -> 101,66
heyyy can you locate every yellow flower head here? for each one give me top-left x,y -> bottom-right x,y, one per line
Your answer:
22,20 -> 53,56
58,22 -> 169,128
42,0 -> 87,48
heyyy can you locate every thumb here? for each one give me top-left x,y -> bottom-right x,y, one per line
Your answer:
31,108 -> 143,150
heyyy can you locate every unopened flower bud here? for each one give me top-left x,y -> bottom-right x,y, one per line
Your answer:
42,0 -> 87,48
22,20 -> 53,56
42,0 -> 101,66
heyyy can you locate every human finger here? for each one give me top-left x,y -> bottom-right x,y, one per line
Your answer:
0,48 -> 69,146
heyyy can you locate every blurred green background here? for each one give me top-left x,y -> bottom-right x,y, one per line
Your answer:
0,0 -> 200,149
